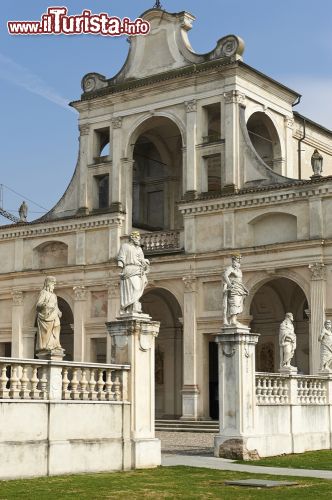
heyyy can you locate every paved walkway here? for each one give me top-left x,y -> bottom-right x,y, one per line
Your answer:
157,431 -> 332,480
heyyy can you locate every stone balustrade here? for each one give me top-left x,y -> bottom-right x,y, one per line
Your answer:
0,357 -> 129,402
256,373 -> 289,404
256,372 -> 328,405
139,230 -> 182,253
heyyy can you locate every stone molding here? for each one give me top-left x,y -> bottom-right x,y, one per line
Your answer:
179,183 -> 332,215
309,262 -> 327,281
11,290 -> 23,306
73,285 -> 87,301
224,90 -> 246,105
185,100 -> 197,113
0,215 -> 125,241
111,117 -> 123,129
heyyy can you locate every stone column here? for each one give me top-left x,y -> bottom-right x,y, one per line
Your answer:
110,117 -> 123,212
11,291 -> 24,358
23,327 -> 37,359
223,91 -> 245,193
184,100 -> 198,199
106,314 -> 161,468
284,117 -> 294,177
214,325 -> 259,459
78,124 -> 90,214
73,285 -> 87,362
181,276 -> 199,420
309,263 -> 326,374
106,282 -> 120,364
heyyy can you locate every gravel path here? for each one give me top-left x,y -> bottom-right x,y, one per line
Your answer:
156,431 -> 215,456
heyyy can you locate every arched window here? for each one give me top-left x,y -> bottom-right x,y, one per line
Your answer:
247,112 -> 282,173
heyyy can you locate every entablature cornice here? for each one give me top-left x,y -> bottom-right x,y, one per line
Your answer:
179,181 -> 332,215
0,214 -> 125,241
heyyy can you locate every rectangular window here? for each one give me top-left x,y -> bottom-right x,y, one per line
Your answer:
95,175 -> 109,209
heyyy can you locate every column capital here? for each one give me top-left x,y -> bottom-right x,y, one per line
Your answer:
224,90 -> 246,106
73,285 -> 87,301
183,275 -> 197,292
79,124 -> 90,136
12,290 -> 23,306
284,116 -> 294,129
111,116 -> 123,129
309,262 -> 326,281
185,100 -> 197,113
107,281 -> 120,299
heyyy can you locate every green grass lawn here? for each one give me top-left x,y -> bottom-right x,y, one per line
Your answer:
236,450 -> 332,471
0,466 -> 331,499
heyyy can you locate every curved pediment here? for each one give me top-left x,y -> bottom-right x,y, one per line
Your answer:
81,9 -> 244,92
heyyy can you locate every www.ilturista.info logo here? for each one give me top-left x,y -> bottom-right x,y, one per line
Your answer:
7,7 -> 151,36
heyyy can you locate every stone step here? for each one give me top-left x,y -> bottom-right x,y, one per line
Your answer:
155,419 -> 219,433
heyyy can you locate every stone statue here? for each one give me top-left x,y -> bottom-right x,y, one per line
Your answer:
36,276 -> 63,352
18,201 -> 28,222
117,231 -> 150,314
222,254 -> 249,326
279,312 -> 297,370
319,320 -> 332,372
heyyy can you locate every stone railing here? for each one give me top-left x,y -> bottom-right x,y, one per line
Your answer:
0,357 -> 129,402
256,373 -> 289,404
139,230 -> 182,253
256,372 -> 328,405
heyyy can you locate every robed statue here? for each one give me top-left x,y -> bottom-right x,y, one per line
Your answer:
117,231 -> 150,314
36,276 -> 62,351
279,312 -> 297,369
222,254 -> 249,326
319,319 -> 332,372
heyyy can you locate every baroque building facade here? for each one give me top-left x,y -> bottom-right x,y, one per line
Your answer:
1,8 -> 332,419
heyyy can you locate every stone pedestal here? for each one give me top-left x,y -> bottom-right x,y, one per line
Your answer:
214,325 -> 260,460
279,366 -> 298,374
106,313 -> 161,469
36,348 -> 65,400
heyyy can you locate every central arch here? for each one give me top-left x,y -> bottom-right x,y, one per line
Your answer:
129,115 -> 183,232
141,287 -> 183,418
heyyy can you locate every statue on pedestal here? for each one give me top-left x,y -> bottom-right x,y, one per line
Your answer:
18,201 -> 28,222
117,231 -> 150,314
36,276 -> 63,352
319,320 -> 332,372
279,312 -> 297,370
222,254 -> 249,326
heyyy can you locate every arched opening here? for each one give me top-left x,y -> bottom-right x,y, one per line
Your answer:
247,112 -> 282,173
141,288 -> 183,418
250,277 -> 309,373
34,297 -> 74,361
131,116 -> 183,231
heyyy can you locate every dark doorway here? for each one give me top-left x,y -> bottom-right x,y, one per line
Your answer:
209,341 -> 219,419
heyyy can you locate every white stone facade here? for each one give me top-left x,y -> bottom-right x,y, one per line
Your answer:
1,7 -> 332,422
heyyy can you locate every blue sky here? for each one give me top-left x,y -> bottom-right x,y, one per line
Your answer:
0,0 -> 332,223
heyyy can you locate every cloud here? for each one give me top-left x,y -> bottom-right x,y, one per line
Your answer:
0,52 -> 75,112
282,76 -> 332,131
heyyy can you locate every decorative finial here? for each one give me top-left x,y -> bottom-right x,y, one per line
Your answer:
153,0 -> 163,8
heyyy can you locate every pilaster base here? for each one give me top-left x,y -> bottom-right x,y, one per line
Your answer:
109,202 -> 123,213
181,385 -> 200,420
131,438 -> 161,468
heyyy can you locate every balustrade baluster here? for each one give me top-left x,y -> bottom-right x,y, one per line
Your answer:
39,367 -> 48,400
30,365 -> 40,399
70,367 -> 80,400
62,367 -> 71,400
0,364 -> 9,399
97,369 -> 105,401
20,365 -> 30,399
105,369 -> 113,400
113,374 -> 121,401
80,368 -> 89,400
9,365 -> 20,399
88,369 -> 97,400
